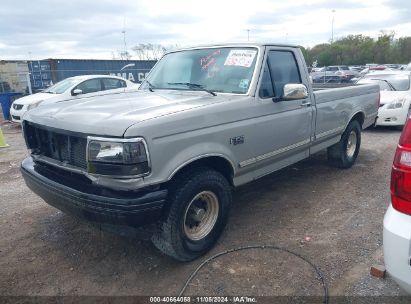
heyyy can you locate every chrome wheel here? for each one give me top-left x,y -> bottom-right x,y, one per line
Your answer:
183,191 -> 219,241
346,131 -> 357,158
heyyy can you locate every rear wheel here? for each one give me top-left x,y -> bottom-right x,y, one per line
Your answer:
152,168 -> 231,261
328,120 -> 361,168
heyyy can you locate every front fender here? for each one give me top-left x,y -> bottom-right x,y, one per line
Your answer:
158,142 -> 237,181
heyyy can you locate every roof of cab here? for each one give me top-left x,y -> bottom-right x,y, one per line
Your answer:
168,43 -> 301,54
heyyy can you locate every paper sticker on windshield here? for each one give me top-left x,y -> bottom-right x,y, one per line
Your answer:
224,50 -> 257,68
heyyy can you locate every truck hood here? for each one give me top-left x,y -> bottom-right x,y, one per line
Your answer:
24,90 -> 227,137
380,91 -> 409,105
13,92 -> 59,105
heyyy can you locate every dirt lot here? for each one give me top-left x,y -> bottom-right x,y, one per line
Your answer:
0,120 -> 407,298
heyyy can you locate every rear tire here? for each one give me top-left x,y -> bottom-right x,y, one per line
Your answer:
152,168 -> 232,261
327,120 -> 361,169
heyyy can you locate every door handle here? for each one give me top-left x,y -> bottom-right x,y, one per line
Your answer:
300,101 -> 311,107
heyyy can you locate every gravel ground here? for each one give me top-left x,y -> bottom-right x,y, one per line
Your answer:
0,120 -> 408,299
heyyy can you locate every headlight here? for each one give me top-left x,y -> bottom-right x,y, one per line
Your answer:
87,137 -> 150,177
386,98 -> 406,109
27,100 -> 44,110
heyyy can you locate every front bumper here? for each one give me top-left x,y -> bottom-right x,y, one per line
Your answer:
21,157 -> 168,227
376,107 -> 408,126
383,204 -> 411,294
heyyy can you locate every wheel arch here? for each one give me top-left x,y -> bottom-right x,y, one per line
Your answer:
346,111 -> 365,130
168,154 -> 236,186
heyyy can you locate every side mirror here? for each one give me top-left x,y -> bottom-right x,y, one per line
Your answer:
282,83 -> 308,100
72,88 -> 83,96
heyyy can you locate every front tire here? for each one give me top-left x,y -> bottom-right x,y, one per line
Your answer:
152,168 -> 232,261
327,120 -> 361,169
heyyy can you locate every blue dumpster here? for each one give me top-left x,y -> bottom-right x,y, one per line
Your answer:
0,92 -> 23,120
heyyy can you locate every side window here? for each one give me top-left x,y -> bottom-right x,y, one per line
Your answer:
75,79 -> 102,94
102,78 -> 126,90
267,51 -> 301,97
259,63 -> 274,98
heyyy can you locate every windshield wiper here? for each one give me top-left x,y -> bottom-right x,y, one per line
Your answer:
167,82 -> 217,96
142,79 -> 155,92
371,79 -> 397,91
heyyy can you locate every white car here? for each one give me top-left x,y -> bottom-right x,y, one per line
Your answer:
384,117 -> 411,293
10,75 -> 137,123
357,71 -> 411,127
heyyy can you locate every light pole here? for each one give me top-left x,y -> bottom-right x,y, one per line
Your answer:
121,16 -> 128,60
245,29 -> 250,42
331,9 -> 336,43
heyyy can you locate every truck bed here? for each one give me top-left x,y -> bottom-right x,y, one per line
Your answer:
311,83 -> 380,152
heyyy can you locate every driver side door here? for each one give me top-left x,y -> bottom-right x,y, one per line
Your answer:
246,48 -> 314,179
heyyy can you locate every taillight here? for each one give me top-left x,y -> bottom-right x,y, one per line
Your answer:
391,119 -> 411,215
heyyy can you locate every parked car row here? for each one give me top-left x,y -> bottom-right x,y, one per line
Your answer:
310,63 -> 407,84
310,65 -> 359,83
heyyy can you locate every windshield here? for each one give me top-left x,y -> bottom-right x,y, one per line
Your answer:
44,78 -> 79,94
358,74 -> 411,91
140,47 -> 258,94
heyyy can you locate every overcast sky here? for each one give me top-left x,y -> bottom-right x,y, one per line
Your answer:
0,0 -> 410,60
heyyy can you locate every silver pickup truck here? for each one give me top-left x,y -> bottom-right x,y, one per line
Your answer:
21,43 -> 379,261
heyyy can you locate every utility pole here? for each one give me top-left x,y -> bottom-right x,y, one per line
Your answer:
245,29 -> 250,42
331,9 -> 336,43
121,16 -> 128,60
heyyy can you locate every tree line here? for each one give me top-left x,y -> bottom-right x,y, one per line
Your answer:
115,32 -> 411,67
113,43 -> 178,60
302,31 -> 411,67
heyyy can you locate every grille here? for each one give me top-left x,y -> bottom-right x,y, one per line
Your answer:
24,123 -> 88,170
13,104 -> 23,110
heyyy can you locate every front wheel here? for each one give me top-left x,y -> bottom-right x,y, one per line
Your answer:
327,120 -> 361,169
152,168 -> 232,261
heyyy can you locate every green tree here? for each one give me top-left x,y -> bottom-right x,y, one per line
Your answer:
305,30 -> 411,66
